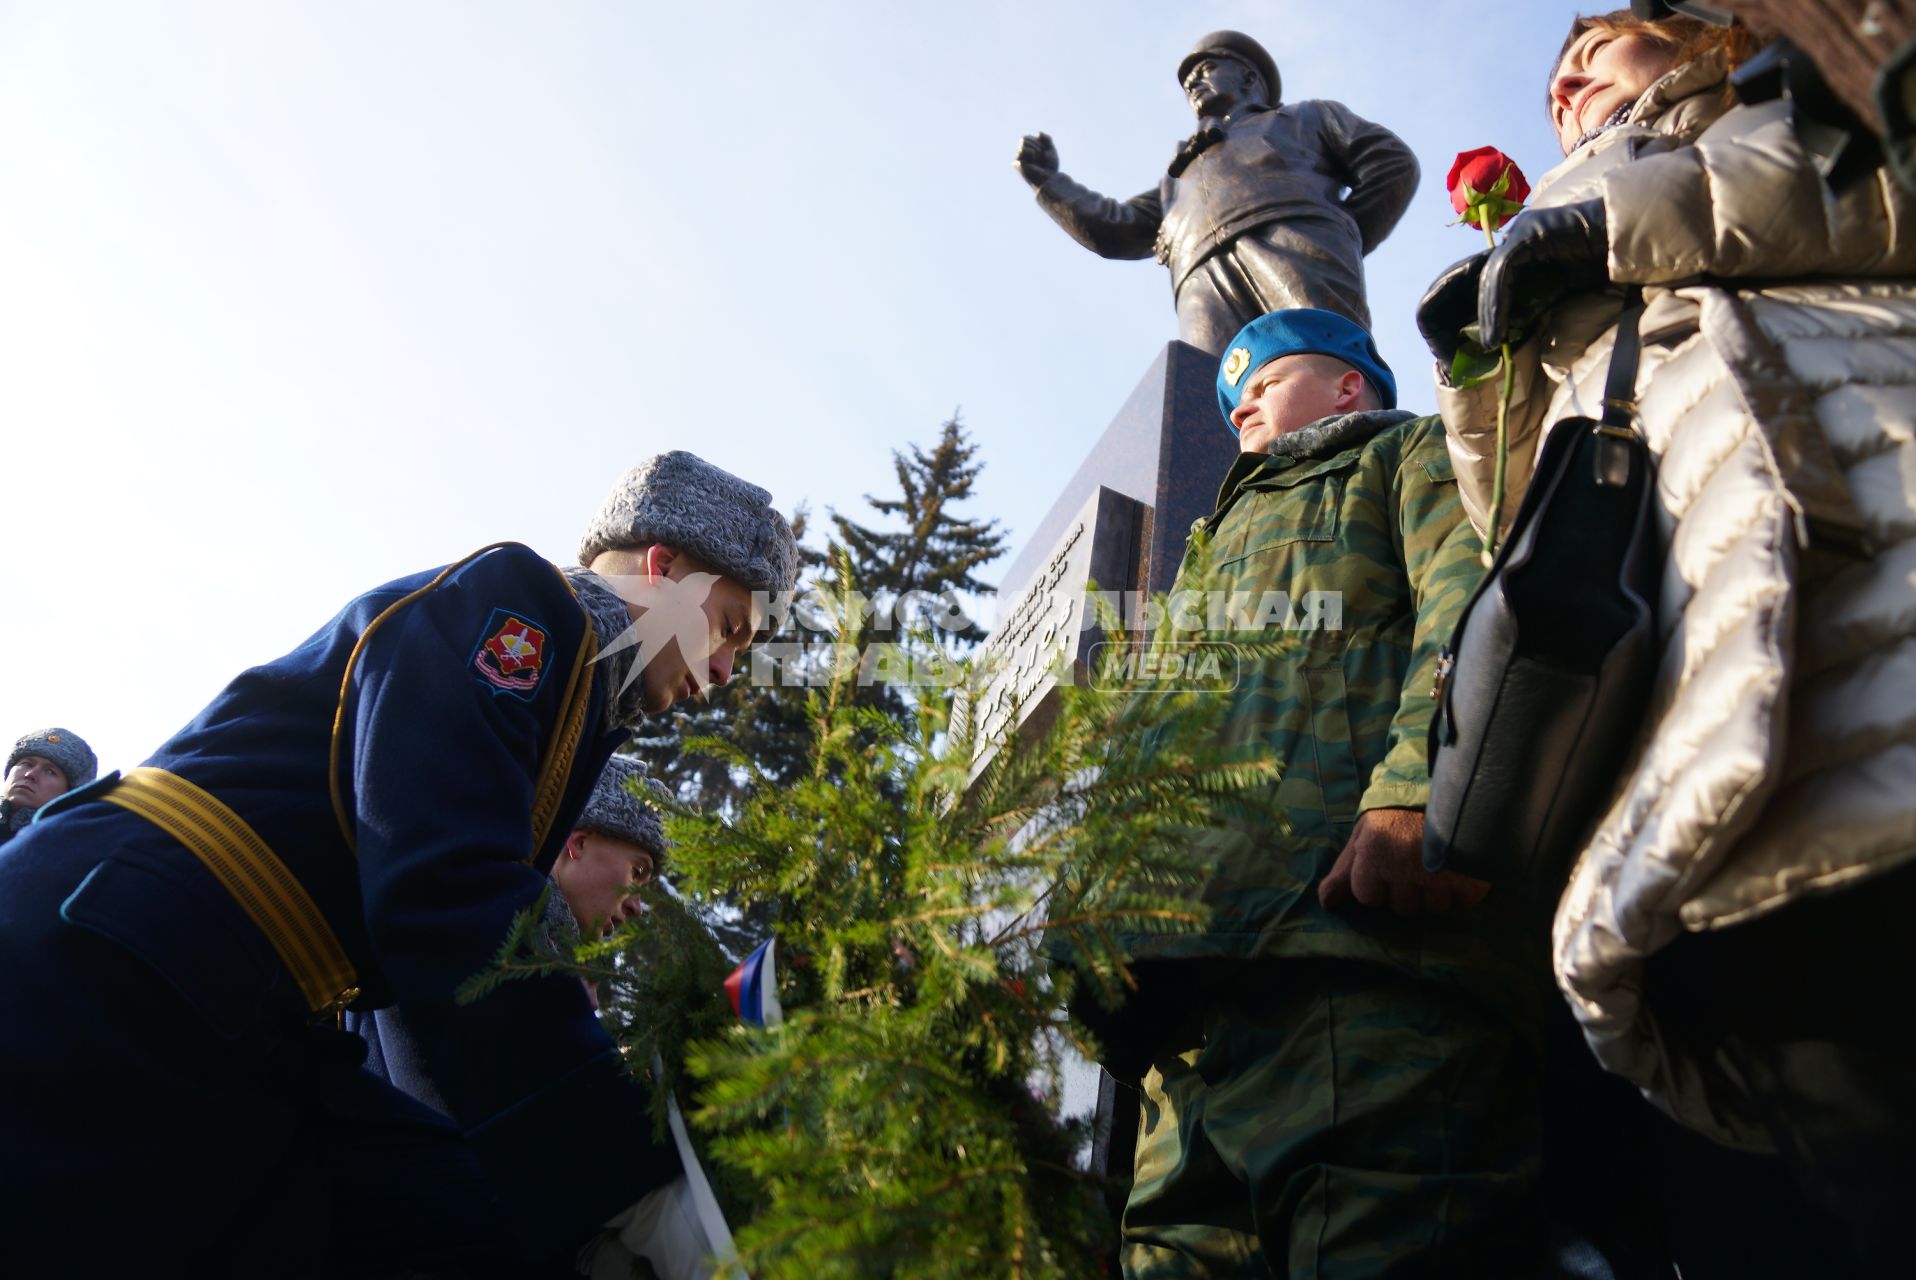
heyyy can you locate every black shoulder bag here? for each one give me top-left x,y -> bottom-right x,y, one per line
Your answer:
1422,288 -> 1662,900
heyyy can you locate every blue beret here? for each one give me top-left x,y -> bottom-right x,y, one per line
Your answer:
1215,309 -> 1397,430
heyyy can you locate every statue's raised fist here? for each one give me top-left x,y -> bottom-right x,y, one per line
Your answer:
1014,132 -> 1059,188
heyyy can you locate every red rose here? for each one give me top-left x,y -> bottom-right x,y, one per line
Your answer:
1447,146 -> 1531,230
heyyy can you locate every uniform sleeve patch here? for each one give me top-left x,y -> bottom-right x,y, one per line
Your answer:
472,609 -> 551,699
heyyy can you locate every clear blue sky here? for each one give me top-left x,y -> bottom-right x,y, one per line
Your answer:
1,1 -> 1580,769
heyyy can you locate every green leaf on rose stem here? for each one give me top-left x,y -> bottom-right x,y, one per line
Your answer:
1486,167 -> 1512,199
1449,342 -> 1504,390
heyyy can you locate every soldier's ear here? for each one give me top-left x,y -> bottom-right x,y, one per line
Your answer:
1348,369 -> 1379,410
563,829 -> 589,860
1325,369 -> 1356,410
643,543 -> 680,583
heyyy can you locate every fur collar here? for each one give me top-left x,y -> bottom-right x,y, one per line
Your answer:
564,567 -> 648,731
1262,408 -> 1415,461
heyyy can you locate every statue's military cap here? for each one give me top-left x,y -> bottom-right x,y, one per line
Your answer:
1177,31 -> 1281,107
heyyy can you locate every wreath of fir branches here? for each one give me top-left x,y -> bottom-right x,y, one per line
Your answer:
469,547 -> 1283,1278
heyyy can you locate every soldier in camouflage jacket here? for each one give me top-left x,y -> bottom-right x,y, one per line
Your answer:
1112,311 -> 1546,1279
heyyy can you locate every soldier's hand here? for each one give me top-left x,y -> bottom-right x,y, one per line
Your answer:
1319,808 -> 1490,916
1015,132 -> 1059,187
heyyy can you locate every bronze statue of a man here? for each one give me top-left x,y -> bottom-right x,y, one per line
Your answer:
1016,31 -> 1419,351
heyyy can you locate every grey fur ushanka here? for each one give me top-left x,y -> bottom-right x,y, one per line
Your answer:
7,729 -> 97,792
576,755 -> 670,859
578,451 -> 798,596
1432,52 -> 1916,1147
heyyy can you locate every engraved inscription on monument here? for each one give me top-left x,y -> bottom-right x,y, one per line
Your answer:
961,486 -> 1144,775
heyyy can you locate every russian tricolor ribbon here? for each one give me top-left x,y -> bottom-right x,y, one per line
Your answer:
723,937 -> 783,1028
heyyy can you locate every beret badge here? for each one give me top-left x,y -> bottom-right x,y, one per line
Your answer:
1223,347 -> 1252,387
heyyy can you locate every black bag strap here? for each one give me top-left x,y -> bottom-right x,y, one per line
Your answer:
1600,286 -> 1647,432
1430,286 -> 1651,747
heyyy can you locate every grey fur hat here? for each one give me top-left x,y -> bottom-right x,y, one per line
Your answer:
578,451 -> 799,596
577,755 -> 671,859
7,728 -> 97,791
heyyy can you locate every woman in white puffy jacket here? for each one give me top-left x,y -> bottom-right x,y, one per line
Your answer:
1416,9 -> 1916,1271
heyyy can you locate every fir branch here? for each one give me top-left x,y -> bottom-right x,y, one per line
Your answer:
562,551 -> 1282,1275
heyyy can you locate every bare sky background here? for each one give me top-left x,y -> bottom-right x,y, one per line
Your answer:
2,1 -> 1577,769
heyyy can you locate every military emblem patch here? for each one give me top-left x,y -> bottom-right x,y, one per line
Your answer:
472,610 -> 549,697
1223,347 -> 1252,387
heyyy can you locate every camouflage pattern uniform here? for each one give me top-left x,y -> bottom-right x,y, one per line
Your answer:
1118,411 -> 1546,1278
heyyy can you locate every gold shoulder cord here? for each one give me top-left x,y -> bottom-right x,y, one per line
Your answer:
528,622 -> 599,859
89,549 -> 600,1022
328,545 -> 600,857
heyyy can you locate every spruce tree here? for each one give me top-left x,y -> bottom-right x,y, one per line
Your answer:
830,411 -> 1007,649
634,414 -> 1007,821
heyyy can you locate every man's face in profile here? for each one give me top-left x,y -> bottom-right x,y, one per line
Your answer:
554,829 -> 657,936
4,756 -> 70,810
634,570 -> 760,714
1182,56 -> 1265,119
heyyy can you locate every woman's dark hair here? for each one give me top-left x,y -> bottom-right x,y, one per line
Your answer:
1550,9 -> 1762,111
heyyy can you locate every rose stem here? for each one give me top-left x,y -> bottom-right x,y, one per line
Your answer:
1481,205 -> 1513,567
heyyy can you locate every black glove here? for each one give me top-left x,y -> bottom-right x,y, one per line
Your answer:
1478,198 -> 1610,348
1416,252 -> 1489,368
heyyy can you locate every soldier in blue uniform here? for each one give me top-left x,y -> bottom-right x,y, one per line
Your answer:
0,451 -> 795,1277
547,754 -> 670,941
1,726 -> 98,844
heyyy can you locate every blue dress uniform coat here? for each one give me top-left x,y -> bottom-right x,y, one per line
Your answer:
0,544 -> 678,1274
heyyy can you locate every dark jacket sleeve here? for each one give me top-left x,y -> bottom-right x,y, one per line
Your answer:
1315,100 -> 1419,255
346,545 -> 677,1257
1033,171 -> 1165,260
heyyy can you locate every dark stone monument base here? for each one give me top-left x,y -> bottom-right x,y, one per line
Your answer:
980,341 -> 1243,1258
999,341 -> 1240,602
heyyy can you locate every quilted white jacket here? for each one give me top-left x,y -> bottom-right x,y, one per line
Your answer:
1432,52 -> 1916,1147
